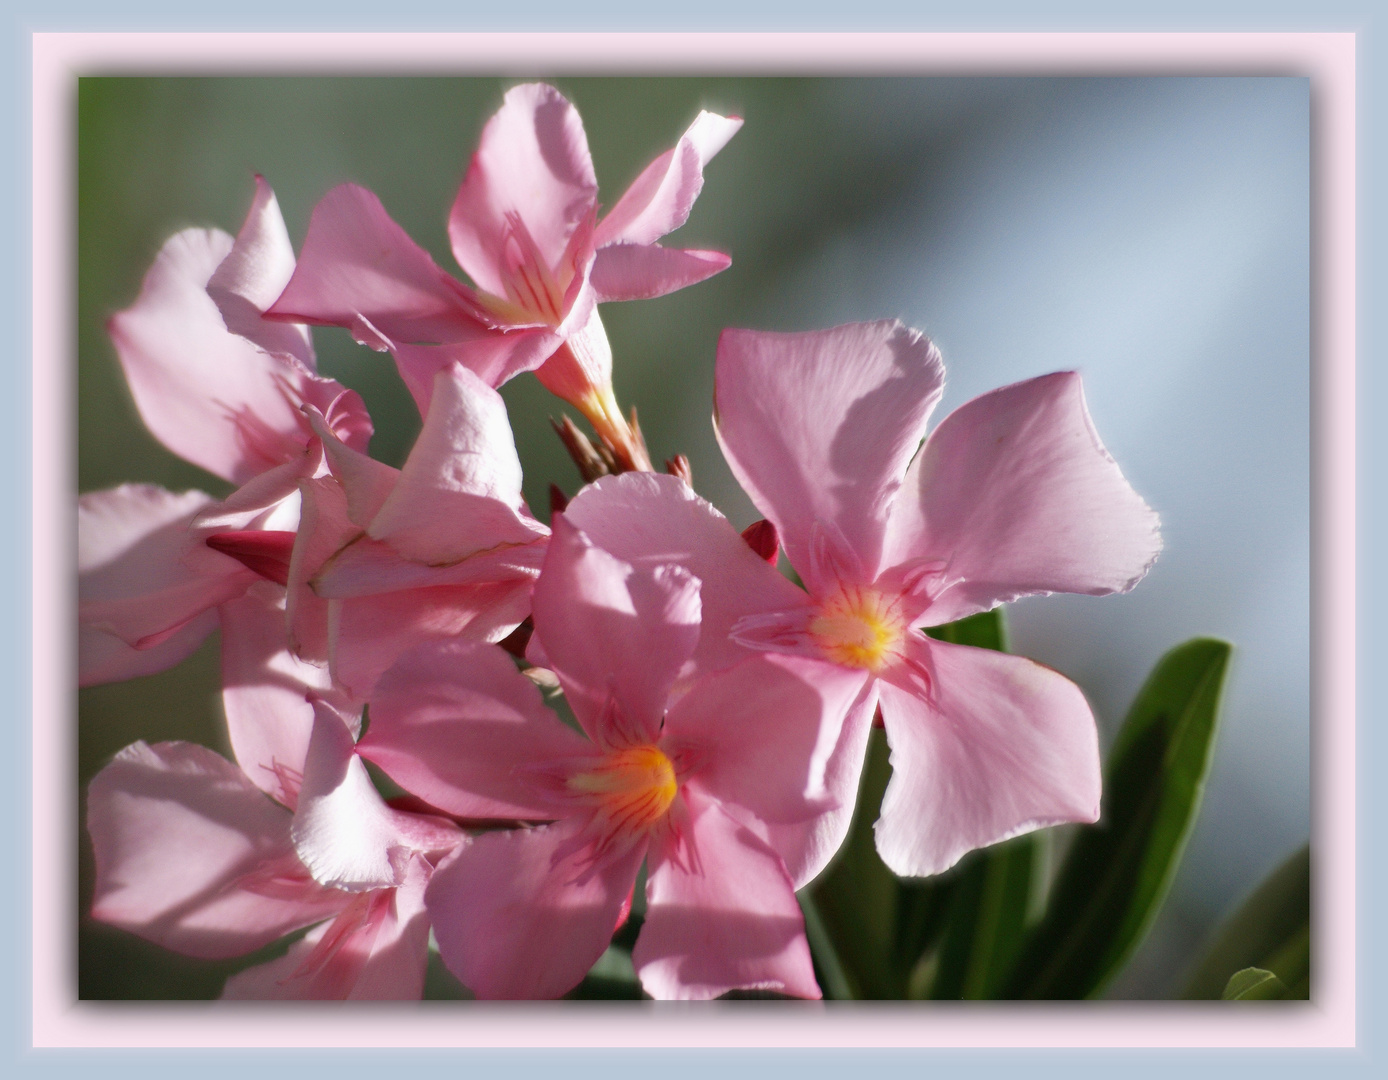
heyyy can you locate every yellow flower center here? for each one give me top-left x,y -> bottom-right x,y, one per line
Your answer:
567,745 -> 678,835
808,585 -> 907,671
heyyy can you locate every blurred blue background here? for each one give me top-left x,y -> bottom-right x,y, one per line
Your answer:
77,76 -> 1308,999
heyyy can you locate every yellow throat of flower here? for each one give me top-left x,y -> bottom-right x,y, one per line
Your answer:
568,744 -> 678,835
808,585 -> 907,671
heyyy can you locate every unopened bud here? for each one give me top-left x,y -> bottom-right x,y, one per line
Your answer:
740,519 -> 780,565
206,530 -> 296,586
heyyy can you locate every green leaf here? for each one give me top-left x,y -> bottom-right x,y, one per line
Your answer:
808,608 -> 1009,999
806,727 -> 905,998
1222,967 -> 1289,1000
1183,845 -> 1309,999
925,833 -> 1041,999
1002,637 -> 1233,999
925,608 -> 1009,651
798,890 -> 856,1001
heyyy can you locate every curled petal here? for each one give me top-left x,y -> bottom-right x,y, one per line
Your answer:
875,635 -> 1102,877
594,110 -> 742,248
205,175 -> 315,368
302,406 -> 399,529
367,364 -> 545,566
884,371 -> 1163,625
291,700 -> 459,892
219,584 -> 353,809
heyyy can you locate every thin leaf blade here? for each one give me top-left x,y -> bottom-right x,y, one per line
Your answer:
1003,637 -> 1233,999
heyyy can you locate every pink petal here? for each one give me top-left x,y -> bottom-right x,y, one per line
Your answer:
594,110 -> 742,248
447,83 -> 598,299
302,406 -> 399,529
367,364 -> 546,565
387,329 -> 560,417
329,579 -> 532,700
291,699 -> 457,891
874,634 -> 1102,877
79,618 -> 218,688
205,175 -> 315,368
360,639 -> 591,821
87,741 -> 348,959
219,585 -> 352,809
532,515 -> 700,747
666,655 -> 876,889
267,183 -> 486,345
189,445 -> 321,538
589,244 -> 732,302
714,321 -> 945,588
426,819 -> 642,999
222,856 -> 433,1000
107,228 -> 327,484
314,532 -> 543,600
78,484 -> 256,653
883,371 -> 1163,625
78,484 -> 223,683
285,477 -> 358,663
634,788 -> 819,1001
562,471 -> 810,679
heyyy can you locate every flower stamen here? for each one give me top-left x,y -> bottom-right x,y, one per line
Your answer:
567,744 -> 678,839
808,585 -> 908,672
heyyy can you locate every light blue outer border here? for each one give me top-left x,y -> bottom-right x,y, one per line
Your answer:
6,1 -> 1382,1077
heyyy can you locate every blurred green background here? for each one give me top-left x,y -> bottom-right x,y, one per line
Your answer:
77,76 -> 1309,1000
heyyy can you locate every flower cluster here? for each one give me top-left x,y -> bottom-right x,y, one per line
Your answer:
81,84 -> 1160,1001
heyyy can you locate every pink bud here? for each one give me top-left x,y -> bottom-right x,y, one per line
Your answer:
206,530 -> 296,586
740,519 -> 780,565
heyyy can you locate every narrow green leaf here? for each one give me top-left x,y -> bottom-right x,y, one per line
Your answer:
1183,845 -> 1310,1000
798,890 -> 856,1001
925,608 -> 1009,651
927,834 -> 1040,999
1222,967 -> 1289,1000
1002,637 -> 1233,999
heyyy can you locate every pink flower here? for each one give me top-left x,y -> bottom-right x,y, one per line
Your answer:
558,322 -> 1162,880
288,361 -> 548,698
707,320 -> 1163,876
268,83 -> 740,470
79,177 -> 370,685
87,699 -> 462,999
357,516 -> 861,999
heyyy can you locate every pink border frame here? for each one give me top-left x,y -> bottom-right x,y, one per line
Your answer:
32,31 -> 1356,1049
